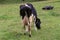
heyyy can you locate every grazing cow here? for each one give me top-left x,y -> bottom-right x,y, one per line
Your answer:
42,6 -> 53,10
20,3 -> 41,37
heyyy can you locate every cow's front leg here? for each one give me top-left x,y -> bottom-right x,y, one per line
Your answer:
34,16 -> 37,31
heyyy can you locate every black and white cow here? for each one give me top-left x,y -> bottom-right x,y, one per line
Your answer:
20,3 -> 41,37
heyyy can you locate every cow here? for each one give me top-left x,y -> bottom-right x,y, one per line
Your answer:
20,3 -> 41,37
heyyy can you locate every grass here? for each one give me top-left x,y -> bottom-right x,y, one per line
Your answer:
0,0 -> 60,40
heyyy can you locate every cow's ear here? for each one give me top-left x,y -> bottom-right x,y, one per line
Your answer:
38,18 -> 41,24
36,18 -> 41,24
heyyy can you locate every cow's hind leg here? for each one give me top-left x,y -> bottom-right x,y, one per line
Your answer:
23,25 -> 26,35
28,24 -> 31,37
24,25 -> 29,35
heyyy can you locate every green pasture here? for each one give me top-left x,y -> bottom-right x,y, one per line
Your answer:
0,0 -> 60,40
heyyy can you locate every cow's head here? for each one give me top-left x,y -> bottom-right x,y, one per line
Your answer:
35,18 -> 41,29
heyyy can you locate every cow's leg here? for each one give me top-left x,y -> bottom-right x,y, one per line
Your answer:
23,25 -> 26,35
28,24 -> 31,37
23,24 -> 29,35
34,16 -> 37,31
28,15 -> 33,37
22,19 -> 26,35
22,16 -> 29,35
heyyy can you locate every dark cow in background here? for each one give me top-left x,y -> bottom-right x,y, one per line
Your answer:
42,6 -> 54,10
20,3 -> 41,37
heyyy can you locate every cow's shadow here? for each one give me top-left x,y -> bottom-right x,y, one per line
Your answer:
1,31 -> 24,40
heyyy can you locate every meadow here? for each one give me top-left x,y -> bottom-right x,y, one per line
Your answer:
0,0 -> 60,40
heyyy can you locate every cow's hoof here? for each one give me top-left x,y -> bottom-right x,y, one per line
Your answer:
24,33 -> 26,35
29,34 -> 31,37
